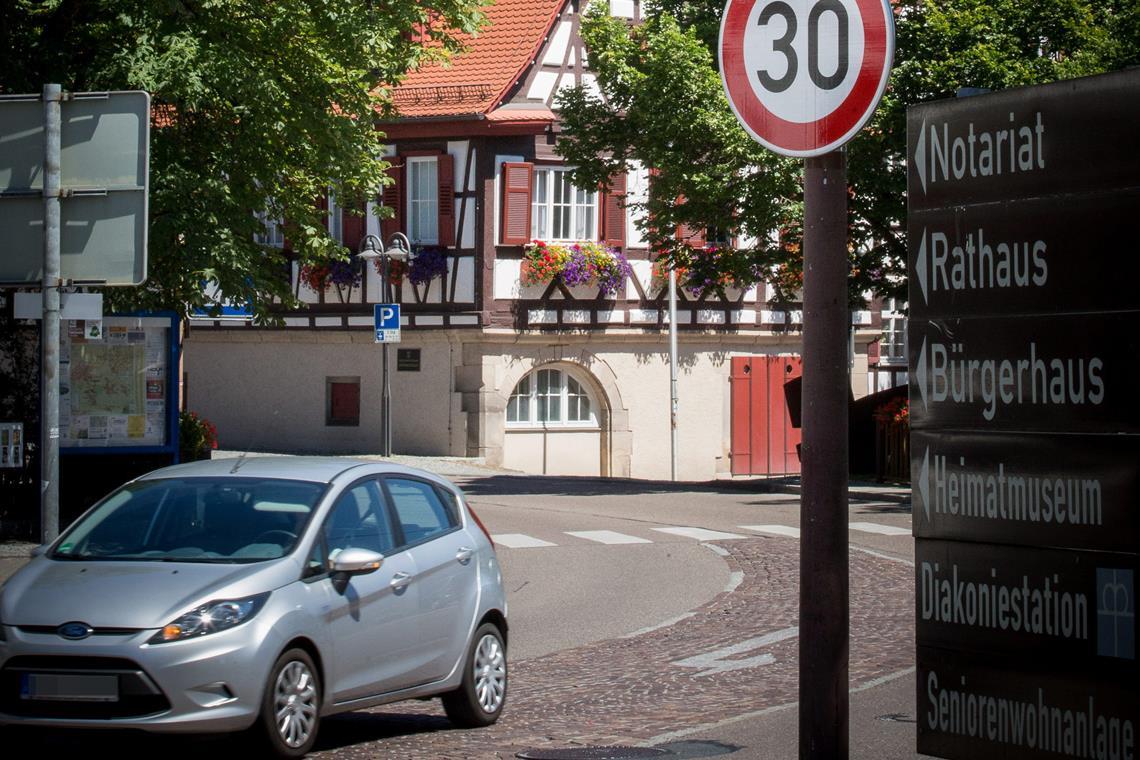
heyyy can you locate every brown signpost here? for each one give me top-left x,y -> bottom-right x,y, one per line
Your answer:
908,68 -> 1140,759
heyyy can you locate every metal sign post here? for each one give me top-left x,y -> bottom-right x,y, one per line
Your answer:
41,84 -> 62,543
719,0 -> 894,756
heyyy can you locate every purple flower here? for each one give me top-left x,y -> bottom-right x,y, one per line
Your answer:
408,247 -> 449,285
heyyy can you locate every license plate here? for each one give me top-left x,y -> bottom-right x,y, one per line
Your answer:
20,673 -> 119,702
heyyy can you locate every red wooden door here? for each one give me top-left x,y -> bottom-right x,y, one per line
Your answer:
730,356 -> 803,476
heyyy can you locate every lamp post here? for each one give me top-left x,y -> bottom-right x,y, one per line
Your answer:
358,232 -> 409,457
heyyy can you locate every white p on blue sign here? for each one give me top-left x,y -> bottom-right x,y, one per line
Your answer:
374,303 -> 401,343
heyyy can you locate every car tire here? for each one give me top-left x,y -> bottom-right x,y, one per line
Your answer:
442,622 -> 508,728
255,647 -> 322,758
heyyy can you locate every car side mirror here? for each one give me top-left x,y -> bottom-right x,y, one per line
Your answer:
330,548 -> 384,576
30,545 -> 48,558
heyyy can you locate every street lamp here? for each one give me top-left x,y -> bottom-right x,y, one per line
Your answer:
357,232 -> 410,457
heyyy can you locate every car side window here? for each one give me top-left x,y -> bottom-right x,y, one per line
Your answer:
324,480 -> 395,557
386,478 -> 456,546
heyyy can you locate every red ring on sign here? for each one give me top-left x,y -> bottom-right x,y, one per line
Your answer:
720,0 -> 892,155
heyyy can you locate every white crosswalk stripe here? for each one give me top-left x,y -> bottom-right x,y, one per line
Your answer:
653,527 -> 747,541
565,530 -> 653,545
848,522 -> 911,536
739,524 -> 801,538
492,533 -> 557,548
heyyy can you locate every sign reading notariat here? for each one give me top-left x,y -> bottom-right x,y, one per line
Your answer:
908,69 -> 1140,760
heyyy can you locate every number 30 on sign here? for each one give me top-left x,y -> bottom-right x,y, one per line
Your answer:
719,0 -> 894,157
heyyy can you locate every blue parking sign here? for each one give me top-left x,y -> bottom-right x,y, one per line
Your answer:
374,303 -> 401,343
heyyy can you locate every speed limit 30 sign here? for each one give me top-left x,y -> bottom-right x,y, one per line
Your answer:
719,0 -> 894,157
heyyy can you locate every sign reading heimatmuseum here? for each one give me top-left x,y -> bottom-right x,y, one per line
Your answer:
908,69 -> 1140,759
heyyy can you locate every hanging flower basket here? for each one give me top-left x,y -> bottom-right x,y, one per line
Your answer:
521,240 -> 632,297
299,259 -> 361,292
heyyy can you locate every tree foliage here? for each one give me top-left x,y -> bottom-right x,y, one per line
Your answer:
557,0 -> 1140,303
0,0 -> 486,320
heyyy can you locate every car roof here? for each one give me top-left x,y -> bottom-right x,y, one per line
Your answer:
136,456 -> 452,487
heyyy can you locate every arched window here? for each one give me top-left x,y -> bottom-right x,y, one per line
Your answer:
506,367 -> 598,427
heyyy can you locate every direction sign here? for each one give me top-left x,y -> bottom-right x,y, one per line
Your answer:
0,91 -> 150,285
719,0 -> 894,156
917,539 -> 1138,671
917,647 -> 1139,759
908,68 -> 1140,212
909,312 -> 1140,435
373,303 -> 401,343
908,190 -> 1140,319
911,430 -> 1140,553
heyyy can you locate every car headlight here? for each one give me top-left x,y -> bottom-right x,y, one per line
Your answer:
149,593 -> 269,644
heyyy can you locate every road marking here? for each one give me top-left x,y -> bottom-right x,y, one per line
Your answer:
849,522 -> 911,536
740,524 -> 801,538
565,530 -> 653,545
653,527 -> 747,541
492,533 -> 557,549
673,626 -> 799,676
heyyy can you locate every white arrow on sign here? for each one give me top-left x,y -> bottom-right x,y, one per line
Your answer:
914,118 -> 927,194
918,447 -> 930,520
915,228 -> 928,304
915,338 -> 928,411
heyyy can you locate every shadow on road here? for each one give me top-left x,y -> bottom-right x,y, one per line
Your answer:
454,473 -> 794,498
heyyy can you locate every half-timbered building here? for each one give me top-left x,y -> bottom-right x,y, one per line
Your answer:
184,0 -> 881,480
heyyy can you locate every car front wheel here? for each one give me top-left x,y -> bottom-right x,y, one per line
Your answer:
256,647 -> 321,757
442,622 -> 507,727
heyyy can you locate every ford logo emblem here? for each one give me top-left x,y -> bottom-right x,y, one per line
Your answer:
58,622 -> 93,641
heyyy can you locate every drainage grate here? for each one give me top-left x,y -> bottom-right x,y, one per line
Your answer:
655,740 -> 741,757
517,748 -> 669,760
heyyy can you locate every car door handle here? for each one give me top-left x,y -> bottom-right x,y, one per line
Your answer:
390,571 -> 412,590
456,547 -> 474,565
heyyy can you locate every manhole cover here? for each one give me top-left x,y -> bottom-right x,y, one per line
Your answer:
655,740 -> 741,757
517,748 -> 669,760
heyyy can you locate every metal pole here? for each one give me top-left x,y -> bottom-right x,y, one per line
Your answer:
799,149 -> 849,759
381,255 -> 392,457
668,267 -> 679,482
40,83 -> 62,544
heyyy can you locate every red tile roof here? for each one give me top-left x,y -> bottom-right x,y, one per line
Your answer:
391,0 -> 565,118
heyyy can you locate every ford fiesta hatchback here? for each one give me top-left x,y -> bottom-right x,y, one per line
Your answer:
0,457 -> 508,757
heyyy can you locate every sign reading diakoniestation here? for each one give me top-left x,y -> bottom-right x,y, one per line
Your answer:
909,69 -> 1140,759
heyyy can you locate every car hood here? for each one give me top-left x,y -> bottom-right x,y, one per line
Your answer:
1,557 -> 300,629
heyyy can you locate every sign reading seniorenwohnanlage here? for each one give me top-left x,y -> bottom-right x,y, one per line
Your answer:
908,69 -> 1140,760
719,0 -> 894,157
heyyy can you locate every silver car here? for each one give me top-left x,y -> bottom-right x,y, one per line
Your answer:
0,457 -> 508,757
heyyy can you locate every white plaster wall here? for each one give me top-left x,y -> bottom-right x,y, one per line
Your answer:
184,332 -> 460,456
503,429 -> 602,476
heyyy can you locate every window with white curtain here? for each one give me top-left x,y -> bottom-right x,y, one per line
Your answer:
327,188 -> 343,243
531,167 -> 597,241
506,367 -> 598,427
408,156 -> 439,244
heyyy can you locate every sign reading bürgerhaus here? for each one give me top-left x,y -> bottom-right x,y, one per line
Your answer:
908,69 -> 1140,759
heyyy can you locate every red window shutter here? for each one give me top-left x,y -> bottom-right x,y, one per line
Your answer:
342,203 -> 364,252
437,153 -> 456,247
603,172 -> 627,248
380,162 -> 404,240
677,223 -> 706,248
674,194 -> 706,248
500,162 -> 533,245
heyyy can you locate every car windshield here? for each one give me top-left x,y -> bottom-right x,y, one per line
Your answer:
51,477 -> 326,563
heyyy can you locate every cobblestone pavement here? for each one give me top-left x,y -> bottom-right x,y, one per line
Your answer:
310,537 -> 913,758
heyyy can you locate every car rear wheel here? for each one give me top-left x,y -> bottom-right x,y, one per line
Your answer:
256,648 -> 321,758
442,622 -> 507,727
